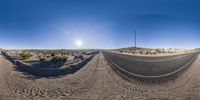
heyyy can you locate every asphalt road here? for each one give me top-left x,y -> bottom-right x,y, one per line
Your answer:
102,51 -> 198,78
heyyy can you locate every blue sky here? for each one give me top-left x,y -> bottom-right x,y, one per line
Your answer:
0,0 -> 200,49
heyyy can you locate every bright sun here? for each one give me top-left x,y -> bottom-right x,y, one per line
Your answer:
75,40 -> 83,47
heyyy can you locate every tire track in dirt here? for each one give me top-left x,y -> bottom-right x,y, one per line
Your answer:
0,54 -> 100,99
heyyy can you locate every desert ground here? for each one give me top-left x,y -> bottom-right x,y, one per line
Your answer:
112,47 -> 195,57
0,52 -> 200,100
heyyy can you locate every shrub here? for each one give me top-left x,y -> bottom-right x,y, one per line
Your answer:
78,55 -> 84,60
0,48 -> 3,51
51,53 -> 55,57
138,50 -> 143,54
39,58 -> 47,62
155,49 -> 162,53
61,56 -> 68,61
20,51 -> 32,60
73,55 -> 79,61
142,49 -> 150,55
73,55 -> 84,61
51,56 -> 68,62
82,52 -> 86,55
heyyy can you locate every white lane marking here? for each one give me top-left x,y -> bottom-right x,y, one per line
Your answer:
103,52 -> 198,78
108,51 -> 198,62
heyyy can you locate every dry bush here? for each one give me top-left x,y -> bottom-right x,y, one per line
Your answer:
155,49 -> 161,53
51,55 -> 68,62
39,58 -> 47,62
51,53 -> 55,57
142,49 -> 148,55
78,55 -> 84,60
20,51 -> 32,60
73,55 -> 84,61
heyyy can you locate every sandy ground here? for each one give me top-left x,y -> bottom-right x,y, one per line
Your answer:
0,53 -> 200,100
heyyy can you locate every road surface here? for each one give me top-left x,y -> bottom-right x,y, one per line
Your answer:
102,51 -> 198,78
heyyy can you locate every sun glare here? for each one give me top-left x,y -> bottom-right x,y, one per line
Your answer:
75,40 -> 83,47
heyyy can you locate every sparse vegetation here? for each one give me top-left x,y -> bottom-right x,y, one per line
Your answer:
78,55 -> 84,60
51,55 -> 68,62
0,48 -> 4,51
72,54 -> 83,61
112,47 -> 192,56
39,58 -> 47,62
19,51 -> 32,60
3,49 -> 98,64
155,49 -> 162,53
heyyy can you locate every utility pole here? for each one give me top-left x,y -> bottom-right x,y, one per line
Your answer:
134,31 -> 137,54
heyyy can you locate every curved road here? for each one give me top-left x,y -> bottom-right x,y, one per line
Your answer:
1,52 -> 200,99
102,51 -> 198,78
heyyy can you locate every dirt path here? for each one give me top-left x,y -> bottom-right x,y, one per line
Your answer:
0,53 -> 200,99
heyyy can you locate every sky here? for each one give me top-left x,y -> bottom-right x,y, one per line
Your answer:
0,0 -> 200,49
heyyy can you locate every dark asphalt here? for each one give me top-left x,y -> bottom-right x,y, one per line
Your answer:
102,51 -> 198,77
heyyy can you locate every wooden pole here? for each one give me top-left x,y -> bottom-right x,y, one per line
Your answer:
134,31 -> 136,54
